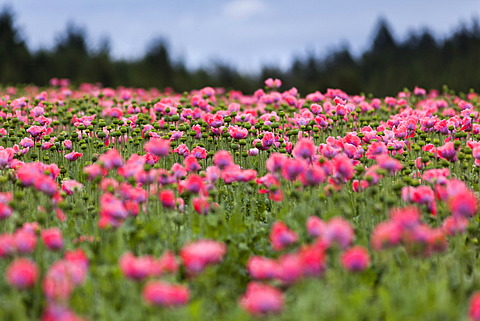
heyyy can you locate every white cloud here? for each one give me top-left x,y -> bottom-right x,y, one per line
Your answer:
223,0 -> 266,20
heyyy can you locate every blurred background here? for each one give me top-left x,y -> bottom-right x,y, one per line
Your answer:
0,0 -> 479,95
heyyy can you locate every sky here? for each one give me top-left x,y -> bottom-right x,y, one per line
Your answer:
2,0 -> 480,73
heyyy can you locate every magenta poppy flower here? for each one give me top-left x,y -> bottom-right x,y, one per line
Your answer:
65,151 -> 83,161
19,137 -> 34,148
192,196 -> 210,215
270,221 -> 298,251
228,125 -> 248,140
180,174 -> 205,195
190,146 -> 207,159
376,154 -> 403,173
240,282 -> 284,315
33,175 -> 58,195
0,148 -> 14,168
0,202 -> 13,220
155,250 -> 179,275
143,281 -> 189,307
448,190 -> 478,218
306,216 -> 326,238
43,261 -> 76,300
264,78 -> 282,88
371,221 -> 402,251
159,189 -> 176,209
261,132 -> 275,149
323,217 -> 354,249
42,304 -> 83,321
213,150 -> 233,170
247,256 -> 279,280
437,142 -> 457,162
41,228 -> 64,251
0,233 -> 15,258
292,139 -> 316,160
469,292 -> 480,321
280,158 -> 306,181
144,138 -> 170,157
119,252 -> 155,281
61,179 -> 83,195
276,253 -> 304,284
6,258 -> 39,289
184,155 -> 201,172
63,139 -> 73,150
14,229 -> 37,254
442,216 -> 468,236
266,153 -> 288,173
98,148 -> 124,169
299,242 -> 327,276
180,239 -> 226,275
26,125 -> 45,137
341,246 -> 370,272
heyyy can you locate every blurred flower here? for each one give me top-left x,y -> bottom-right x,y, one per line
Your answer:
247,256 -> 279,280
270,221 -> 298,251
41,228 -> 64,251
143,281 -> 189,307
240,282 -> 284,315
341,246 -> 370,272
144,139 -> 170,157
292,139 -> 316,160
6,258 -> 38,289
65,151 -> 83,161
470,292 -> 480,321
323,217 -> 354,249
180,239 -> 226,275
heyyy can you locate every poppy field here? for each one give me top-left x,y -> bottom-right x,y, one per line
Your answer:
1,79 -> 480,320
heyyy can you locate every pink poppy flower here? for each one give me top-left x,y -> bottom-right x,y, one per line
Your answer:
159,189 -> 176,209
155,250 -> 179,275
376,154 -> 403,173
247,256 -> 279,280
323,217 -> 354,249
292,139 -> 316,160
276,253 -> 304,284
144,138 -> 170,157
448,190 -> 478,218
41,228 -> 64,251
65,151 -> 83,161
143,281 -> 189,307
180,239 -> 226,275
469,292 -> 480,321
442,216 -> 468,236
61,179 -> 83,195
270,221 -> 298,251
306,216 -> 326,238
264,78 -> 282,88
98,148 -> 124,169
184,155 -> 201,172
341,246 -> 370,272
14,229 -> 37,254
6,258 -> 39,289
240,282 -> 284,315
437,142 -> 457,162
213,150 -> 234,170
228,125 -> 248,140
192,196 -> 210,215
119,252 -> 155,281
0,202 -> 13,219
0,233 -> 15,257
190,146 -> 207,159
26,125 -> 45,137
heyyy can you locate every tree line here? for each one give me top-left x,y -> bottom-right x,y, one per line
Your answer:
1,7 -> 479,96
